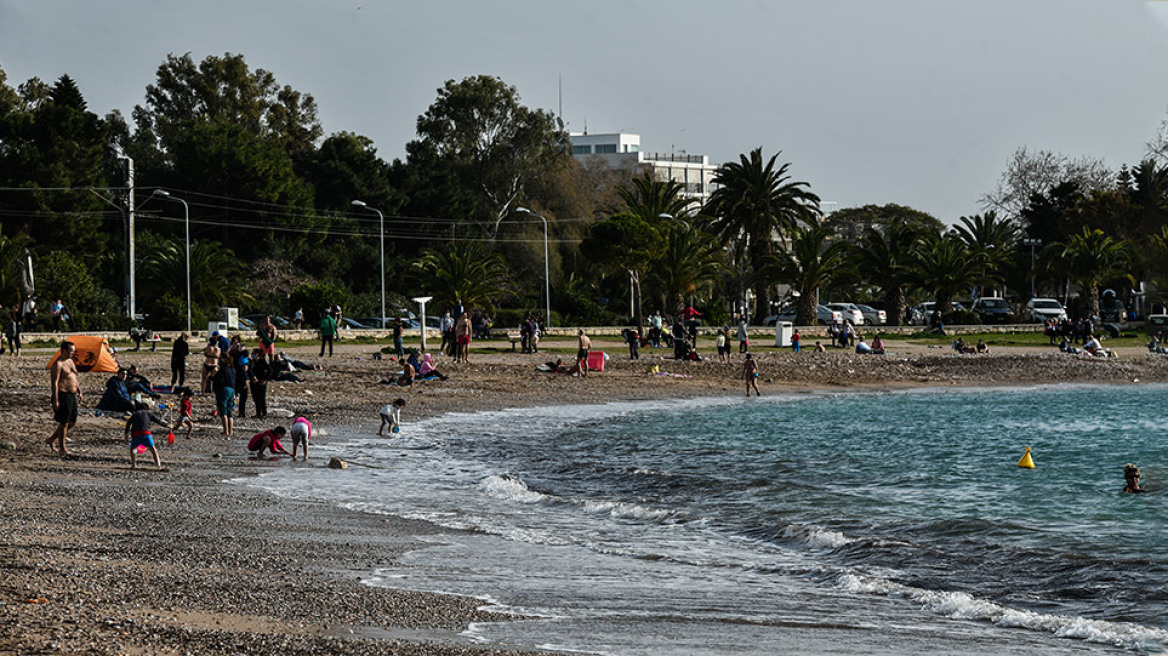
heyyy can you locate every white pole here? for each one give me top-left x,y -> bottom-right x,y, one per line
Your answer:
352,201 -> 385,327
152,190 -> 191,333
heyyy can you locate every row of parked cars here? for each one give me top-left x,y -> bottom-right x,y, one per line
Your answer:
764,298 -> 1071,326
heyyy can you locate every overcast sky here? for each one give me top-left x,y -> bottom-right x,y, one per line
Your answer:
4,0 -> 1168,223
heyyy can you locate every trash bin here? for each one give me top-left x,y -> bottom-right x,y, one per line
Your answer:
775,321 -> 793,347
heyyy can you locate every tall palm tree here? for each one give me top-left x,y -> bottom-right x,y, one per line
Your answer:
951,211 -> 1019,298
648,225 -> 725,316
765,221 -> 846,326
414,240 -> 512,310
1049,228 -> 1133,318
911,233 -> 978,312
703,148 -> 820,324
848,221 -> 924,325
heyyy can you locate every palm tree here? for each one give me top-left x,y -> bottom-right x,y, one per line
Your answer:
617,172 -> 695,223
911,233 -> 978,312
140,239 -> 254,316
414,240 -> 512,310
1049,228 -> 1133,318
765,221 -> 846,326
848,221 -> 924,325
703,148 -> 820,324
951,211 -> 1018,298
648,225 -> 725,316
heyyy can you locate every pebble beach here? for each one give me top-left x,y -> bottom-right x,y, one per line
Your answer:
3,336 -> 1167,655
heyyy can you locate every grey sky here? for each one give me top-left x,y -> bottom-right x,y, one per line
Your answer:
4,0 -> 1168,223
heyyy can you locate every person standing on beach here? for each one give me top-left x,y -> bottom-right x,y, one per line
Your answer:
319,310 -> 338,357
289,416 -> 312,461
170,333 -> 189,388
201,335 -> 221,393
455,311 -> 472,363
257,315 -> 277,365
48,340 -> 81,455
575,329 -> 592,377
741,352 -> 761,397
212,354 -> 236,437
5,307 -> 21,356
393,318 -> 404,358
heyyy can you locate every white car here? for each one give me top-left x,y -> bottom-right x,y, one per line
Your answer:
855,304 -> 887,326
825,303 -> 865,327
1025,298 -> 1067,323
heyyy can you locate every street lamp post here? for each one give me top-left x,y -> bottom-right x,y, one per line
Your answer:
516,207 -> 551,328
1022,238 -> 1043,298
151,190 -> 191,333
412,296 -> 433,352
351,200 -> 385,328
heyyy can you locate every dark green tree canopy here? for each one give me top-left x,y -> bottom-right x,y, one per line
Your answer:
406,75 -> 570,236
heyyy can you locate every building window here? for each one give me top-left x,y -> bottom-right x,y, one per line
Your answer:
595,144 -> 617,154
572,145 -> 592,155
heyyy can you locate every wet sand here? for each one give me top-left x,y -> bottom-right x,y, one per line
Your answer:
3,336 -> 1166,654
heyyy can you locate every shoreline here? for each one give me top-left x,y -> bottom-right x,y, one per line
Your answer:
3,343 -> 1168,654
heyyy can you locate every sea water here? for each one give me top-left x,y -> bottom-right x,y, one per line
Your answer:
240,385 -> 1168,655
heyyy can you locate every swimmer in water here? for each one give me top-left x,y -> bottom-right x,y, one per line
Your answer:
1123,463 -> 1146,493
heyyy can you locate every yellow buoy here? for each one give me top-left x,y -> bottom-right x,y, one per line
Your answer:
1017,446 -> 1035,469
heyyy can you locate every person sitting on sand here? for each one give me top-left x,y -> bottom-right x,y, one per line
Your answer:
871,335 -> 886,355
814,341 -> 826,352
1084,334 -> 1107,357
1123,463 -> 1146,493
125,364 -> 159,398
124,400 -> 171,471
976,339 -> 990,354
855,336 -> 873,354
98,368 -> 135,414
379,398 -> 406,435
418,353 -> 448,381
290,416 -> 312,461
398,357 -> 415,387
247,426 -> 290,458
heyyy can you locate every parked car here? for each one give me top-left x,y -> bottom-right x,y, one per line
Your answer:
1024,298 -> 1067,323
854,304 -> 887,326
765,305 -> 843,326
340,318 -> 373,330
242,314 -> 291,329
910,301 -> 966,325
824,303 -> 866,326
970,297 -> 1013,324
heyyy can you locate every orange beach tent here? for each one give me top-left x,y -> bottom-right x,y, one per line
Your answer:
45,335 -> 119,373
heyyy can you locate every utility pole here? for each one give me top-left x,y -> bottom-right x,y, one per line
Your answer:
120,156 -> 136,318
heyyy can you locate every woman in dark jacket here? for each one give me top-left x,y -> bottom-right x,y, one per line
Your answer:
170,333 -> 189,388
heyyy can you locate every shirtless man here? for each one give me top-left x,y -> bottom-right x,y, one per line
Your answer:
575,329 -> 592,377
257,316 -> 277,364
455,312 -> 472,363
201,335 -> 221,393
48,340 -> 81,455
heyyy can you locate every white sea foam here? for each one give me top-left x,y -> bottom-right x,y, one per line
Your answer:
479,473 -> 548,504
837,572 -> 1168,650
781,524 -> 856,549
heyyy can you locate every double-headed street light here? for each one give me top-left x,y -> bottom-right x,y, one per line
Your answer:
151,190 -> 191,333
351,200 -> 385,328
516,207 -> 551,328
1022,238 -> 1043,298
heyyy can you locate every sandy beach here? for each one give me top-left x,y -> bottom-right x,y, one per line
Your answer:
3,335 -> 1167,655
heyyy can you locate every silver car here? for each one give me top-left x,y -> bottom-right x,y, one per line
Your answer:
825,303 -> 865,326
1025,298 -> 1067,323
855,304 -> 887,326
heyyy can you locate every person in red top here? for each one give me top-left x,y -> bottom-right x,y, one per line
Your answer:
176,388 -> 195,439
247,426 -> 290,458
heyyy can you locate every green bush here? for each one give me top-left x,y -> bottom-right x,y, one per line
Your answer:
148,293 -> 207,331
946,308 -> 981,325
288,282 -> 348,324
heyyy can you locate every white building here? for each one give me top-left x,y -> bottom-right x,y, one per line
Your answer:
569,132 -> 718,206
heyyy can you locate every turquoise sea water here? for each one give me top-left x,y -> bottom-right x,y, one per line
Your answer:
242,384 -> 1168,655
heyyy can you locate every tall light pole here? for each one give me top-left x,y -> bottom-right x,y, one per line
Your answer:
516,207 -> 551,328
1022,238 -> 1043,298
151,190 -> 191,333
413,296 -> 433,352
351,200 -> 385,327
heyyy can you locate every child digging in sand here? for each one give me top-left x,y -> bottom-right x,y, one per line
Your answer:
247,426 -> 290,458
290,416 -> 312,461
124,400 -> 171,471
379,398 -> 406,435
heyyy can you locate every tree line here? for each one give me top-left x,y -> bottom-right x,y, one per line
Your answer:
2,52 -> 1167,331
